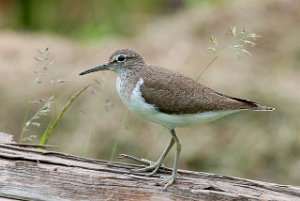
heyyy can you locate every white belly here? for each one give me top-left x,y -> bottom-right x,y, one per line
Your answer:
147,110 -> 240,129
117,77 -> 241,129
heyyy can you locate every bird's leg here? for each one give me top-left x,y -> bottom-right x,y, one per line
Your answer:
162,129 -> 181,190
121,136 -> 175,176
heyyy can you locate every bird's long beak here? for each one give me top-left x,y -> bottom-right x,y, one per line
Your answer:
79,63 -> 110,75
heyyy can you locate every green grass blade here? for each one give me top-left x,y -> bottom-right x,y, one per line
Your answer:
39,84 -> 90,145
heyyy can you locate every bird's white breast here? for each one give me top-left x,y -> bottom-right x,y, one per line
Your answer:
117,77 -> 241,129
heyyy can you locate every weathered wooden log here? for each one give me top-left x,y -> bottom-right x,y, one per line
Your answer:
0,132 -> 300,201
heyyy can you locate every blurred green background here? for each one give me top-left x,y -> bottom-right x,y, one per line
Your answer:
1,0 -> 219,40
1,0 -> 300,186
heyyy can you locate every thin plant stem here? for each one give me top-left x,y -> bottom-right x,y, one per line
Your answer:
20,96 -> 53,143
39,84 -> 90,145
109,111 -> 129,161
196,47 -> 230,81
196,27 -> 259,81
84,78 -> 108,157
84,108 -> 97,157
146,127 -> 166,159
196,55 -> 218,81
19,97 -> 30,143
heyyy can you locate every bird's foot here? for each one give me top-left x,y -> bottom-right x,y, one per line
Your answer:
153,175 -> 176,190
130,161 -> 162,176
118,154 -> 167,176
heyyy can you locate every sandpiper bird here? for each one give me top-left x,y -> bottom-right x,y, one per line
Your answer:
79,49 -> 274,190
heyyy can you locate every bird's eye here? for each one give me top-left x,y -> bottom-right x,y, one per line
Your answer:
117,55 -> 126,62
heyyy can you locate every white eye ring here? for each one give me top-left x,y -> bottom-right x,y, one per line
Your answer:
117,55 -> 126,62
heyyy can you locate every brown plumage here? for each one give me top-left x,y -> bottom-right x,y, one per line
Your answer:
137,65 -> 273,114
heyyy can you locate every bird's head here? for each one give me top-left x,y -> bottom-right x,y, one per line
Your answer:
79,49 -> 145,76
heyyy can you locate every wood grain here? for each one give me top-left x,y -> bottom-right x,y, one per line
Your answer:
0,133 -> 299,201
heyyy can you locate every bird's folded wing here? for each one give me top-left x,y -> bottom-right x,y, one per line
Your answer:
139,68 -> 269,114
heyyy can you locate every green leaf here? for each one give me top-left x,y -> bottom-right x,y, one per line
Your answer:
39,84 -> 90,145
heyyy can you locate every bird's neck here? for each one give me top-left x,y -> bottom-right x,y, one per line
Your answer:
116,69 -> 140,108
115,65 -> 144,75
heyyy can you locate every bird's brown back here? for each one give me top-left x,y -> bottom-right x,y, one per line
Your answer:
138,65 -> 271,114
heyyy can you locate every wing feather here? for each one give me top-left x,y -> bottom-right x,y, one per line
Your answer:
139,65 -> 270,114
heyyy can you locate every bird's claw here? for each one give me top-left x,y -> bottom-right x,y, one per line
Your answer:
118,153 -> 168,176
161,176 -> 176,190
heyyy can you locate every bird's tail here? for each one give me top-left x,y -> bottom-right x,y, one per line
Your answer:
252,104 -> 275,111
231,96 -> 275,111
